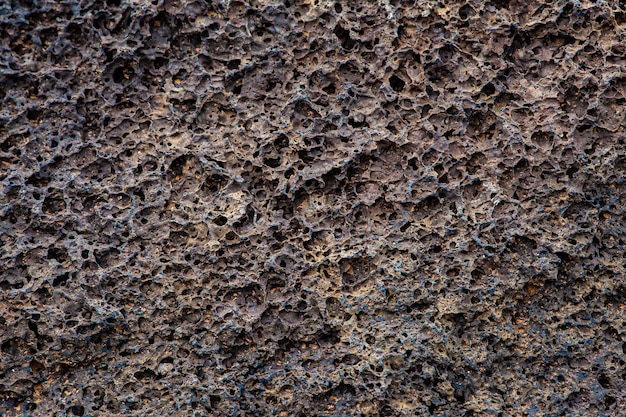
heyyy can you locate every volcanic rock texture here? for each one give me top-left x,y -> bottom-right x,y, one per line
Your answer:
2,0 -> 626,415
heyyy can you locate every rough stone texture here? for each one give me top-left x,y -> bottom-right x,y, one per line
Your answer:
1,0 -> 626,415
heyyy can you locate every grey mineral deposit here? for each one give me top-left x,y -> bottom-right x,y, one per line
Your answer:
1,0 -> 626,416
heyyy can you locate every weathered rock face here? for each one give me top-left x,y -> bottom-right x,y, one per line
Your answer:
1,0 -> 626,415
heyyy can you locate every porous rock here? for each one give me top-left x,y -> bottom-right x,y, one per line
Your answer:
1,0 -> 626,416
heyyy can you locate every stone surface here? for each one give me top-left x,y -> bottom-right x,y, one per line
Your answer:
1,0 -> 626,416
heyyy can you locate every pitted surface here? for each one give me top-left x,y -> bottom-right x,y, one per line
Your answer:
1,0 -> 626,416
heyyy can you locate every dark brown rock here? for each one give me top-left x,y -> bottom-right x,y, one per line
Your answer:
1,0 -> 626,416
